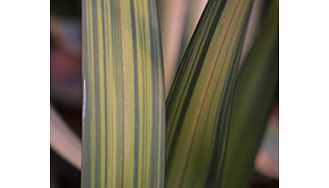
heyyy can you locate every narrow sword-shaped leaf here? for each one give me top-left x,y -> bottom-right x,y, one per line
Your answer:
81,0 -> 165,187
165,0 -> 254,187
222,1 -> 279,188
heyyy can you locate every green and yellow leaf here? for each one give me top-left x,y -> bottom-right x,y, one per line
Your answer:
222,1 -> 279,187
81,0 -> 165,187
165,0 -> 254,187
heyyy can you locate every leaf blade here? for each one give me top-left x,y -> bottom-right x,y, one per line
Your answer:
222,1 -> 279,187
165,0 -> 254,187
81,0 -> 165,187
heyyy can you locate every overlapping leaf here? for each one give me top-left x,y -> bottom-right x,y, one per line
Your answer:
222,1 -> 279,187
165,0 -> 254,187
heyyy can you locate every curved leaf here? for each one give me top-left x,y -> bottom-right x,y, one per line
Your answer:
222,1 -> 279,187
165,0 -> 254,187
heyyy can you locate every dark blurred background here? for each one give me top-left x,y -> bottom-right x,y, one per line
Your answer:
51,0 -> 82,187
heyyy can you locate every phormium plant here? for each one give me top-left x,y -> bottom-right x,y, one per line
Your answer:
52,0 -> 279,187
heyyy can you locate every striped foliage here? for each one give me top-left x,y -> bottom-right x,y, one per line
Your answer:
81,0 -> 165,187
222,1 -> 279,188
165,0 -> 254,187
